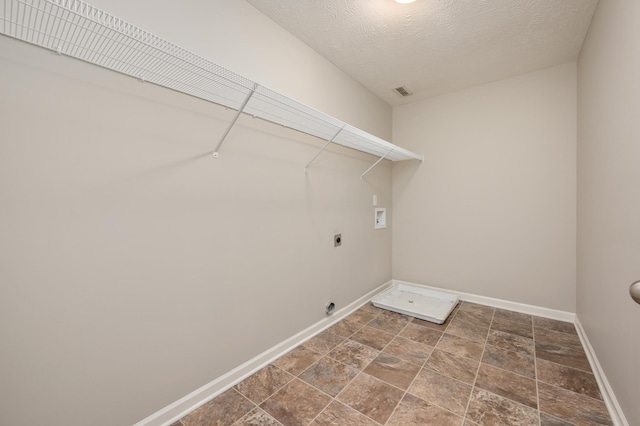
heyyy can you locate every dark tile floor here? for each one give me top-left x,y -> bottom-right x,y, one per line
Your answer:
172,301 -> 612,425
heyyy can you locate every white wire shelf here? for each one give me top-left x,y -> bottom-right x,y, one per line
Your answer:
0,0 -> 424,169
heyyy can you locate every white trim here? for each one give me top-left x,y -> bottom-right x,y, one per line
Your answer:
574,317 -> 629,426
391,280 -> 576,322
136,278 -> 588,426
133,281 -> 393,426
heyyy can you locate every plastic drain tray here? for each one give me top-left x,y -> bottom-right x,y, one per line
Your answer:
371,284 -> 459,324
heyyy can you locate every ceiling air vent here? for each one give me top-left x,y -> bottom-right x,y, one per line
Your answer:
394,86 -> 412,97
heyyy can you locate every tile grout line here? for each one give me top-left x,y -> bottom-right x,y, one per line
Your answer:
250,351 -> 337,424
342,314 -> 589,424
293,362 -> 354,425
535,376 -> 607,403
534,346 -> 594,374
461,304 -> 496,424
303,344 -> 381,423
381,327 -> 432,425
181,306 -> 606,426
540,412 -> 581,426
228,388 -> 261,426
231,405 -> 285,426
301,348 -> 383,424
260,309 -> 575,425
325,369 -> 384,425
532,324 -> 609,423
244,369 -> 297,408
303,312 -> 377,425
481,342 -> 536,379
269,305 -> 438,424
376,312 -> 421,426
382,303 -> 462,425
303,378 -> 337,426
470,310 -> 554,423
532,318 -> 542,426
305,305 -> 387,426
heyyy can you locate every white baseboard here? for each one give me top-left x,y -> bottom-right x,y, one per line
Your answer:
393,280 -> 627,424
133,280 -> 393,426
135,279 -> 597,426
574,318 -> 628,426
391,280 -> 576,322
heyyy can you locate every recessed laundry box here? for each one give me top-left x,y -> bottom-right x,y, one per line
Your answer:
371,283 -> 459,324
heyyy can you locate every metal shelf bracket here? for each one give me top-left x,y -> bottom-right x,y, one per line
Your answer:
360,147 -> 394,179
213,83 -> 258,158
304,126 -> 345,172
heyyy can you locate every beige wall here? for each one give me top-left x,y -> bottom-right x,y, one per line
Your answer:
11,0 -> 640,424
577,0 -> 640,424
0,1 -> 392,424
392,63 -> 577,311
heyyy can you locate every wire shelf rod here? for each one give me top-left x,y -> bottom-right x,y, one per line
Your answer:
5,15 -> 251,108
361,147 -> 395,179
213,83 -> 258,158
17,2 -> 256,94
0,0 -> 424,164
304,126 -> 345,172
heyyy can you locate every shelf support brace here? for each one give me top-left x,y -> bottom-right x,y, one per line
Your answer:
360,147 -> 394,179
304,126 -> 345,172
213,83 -> 258,158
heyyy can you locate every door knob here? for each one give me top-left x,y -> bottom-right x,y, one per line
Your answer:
630,281 -> 640,304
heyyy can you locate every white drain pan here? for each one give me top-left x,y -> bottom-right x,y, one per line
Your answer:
371,284 -> 459,324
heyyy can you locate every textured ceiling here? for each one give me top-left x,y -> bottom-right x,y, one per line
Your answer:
246,0 -> 598,106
